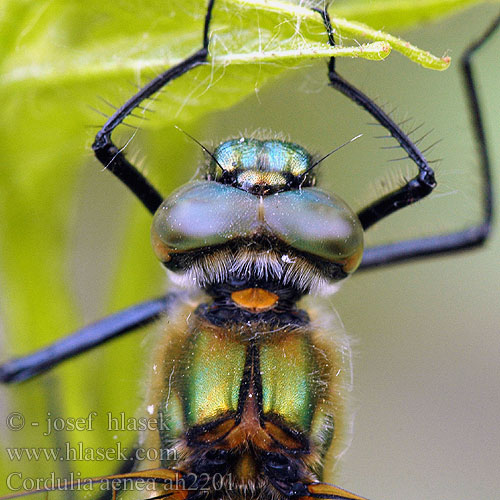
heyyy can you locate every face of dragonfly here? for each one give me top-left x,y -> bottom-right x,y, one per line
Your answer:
0,4 -> 499,500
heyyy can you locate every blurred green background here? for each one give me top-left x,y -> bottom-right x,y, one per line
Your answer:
1,1 -> 499,499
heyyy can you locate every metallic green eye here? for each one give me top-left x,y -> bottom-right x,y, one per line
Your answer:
263,188 -> 364,273
152,181 -> 363,277
151,181 -> 256,262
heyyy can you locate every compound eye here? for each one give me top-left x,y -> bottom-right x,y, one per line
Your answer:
264,188 -> 363,274
151,181 -> 256,263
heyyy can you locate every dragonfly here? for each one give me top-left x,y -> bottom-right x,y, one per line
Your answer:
0,1 -> 498,499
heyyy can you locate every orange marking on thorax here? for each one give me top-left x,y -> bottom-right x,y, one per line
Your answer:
231,288 -> 279,312
225,388 -> 273,450
191,350 -> 306,454
196,390 -> 305,454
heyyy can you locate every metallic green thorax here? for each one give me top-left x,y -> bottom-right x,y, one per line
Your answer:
182,327 -> 246,427
159,312 -> 334,462
260,333 -> 319,431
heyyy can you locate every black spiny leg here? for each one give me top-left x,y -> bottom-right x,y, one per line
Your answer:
1,1 -> 217,384
314,7 -> 436,230
314,8 -> 499,269
0,293 -> 182,384
92,0 -> 216,214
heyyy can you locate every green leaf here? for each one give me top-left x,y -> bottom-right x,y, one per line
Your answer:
333,0 -> 500,30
